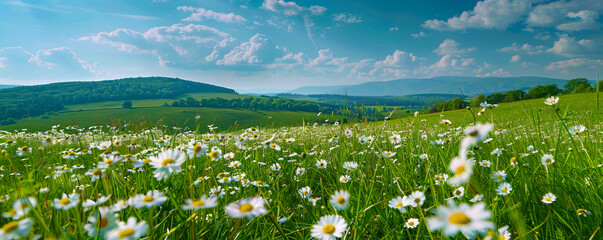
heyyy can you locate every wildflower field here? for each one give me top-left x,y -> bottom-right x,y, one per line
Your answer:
0,92 -> 601,240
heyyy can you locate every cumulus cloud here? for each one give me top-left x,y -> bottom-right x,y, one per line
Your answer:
177,6 -> 247,24
332,13 -> 362,23
217,33 -> 281,65
389,27 -> 399,31
79,24 -> 237,68
423,0 -> 531,31
545,58 -> 603,70
349,50 -> 423,78
261,0 -> 326,16
510,55 -> 521,63
546,34 -> 597,57
556,10 -> 602,31
433,39 -> 476,56
306,49 -> 349,73
497,42 -> 545,55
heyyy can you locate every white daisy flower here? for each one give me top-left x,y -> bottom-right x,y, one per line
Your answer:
181,195 -> 218,210
224,197 -> 268,220
541,193 -> 556,204
54,193 -> 80,210
329,190 -> 350,210
104,217 -> 148,240
405,218 -> 419,228
427,200 -> 494,239
310,215 -> 347,240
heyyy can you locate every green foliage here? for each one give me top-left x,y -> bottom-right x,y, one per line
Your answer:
564,78 -> 589,92
0,77 -> 236,121
122,101 -> 133,109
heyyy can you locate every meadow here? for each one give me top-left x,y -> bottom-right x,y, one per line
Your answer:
0,92 -> 601,239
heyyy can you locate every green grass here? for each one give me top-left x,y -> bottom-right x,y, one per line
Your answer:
0,92 -> 601,239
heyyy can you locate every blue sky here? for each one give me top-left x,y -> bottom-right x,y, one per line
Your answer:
0,0 -> 601,90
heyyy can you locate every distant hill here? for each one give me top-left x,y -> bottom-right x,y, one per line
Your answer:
0,77 -> 235,121
290,76 -> 570,96
0,84 -> 20,89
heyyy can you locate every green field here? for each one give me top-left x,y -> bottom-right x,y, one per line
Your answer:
0,92 -> 601,239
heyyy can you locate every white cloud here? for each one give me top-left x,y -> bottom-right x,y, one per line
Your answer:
497,42 -> 545,55
177,6 -> 246,24
556,10 -> 601,31
433,39 -> 476,56
332,13 -> 362,23
534,32 -> 551,40
411,31 -> 427,38
510,55 -> 521,63
546,34 -> 597,57
217,33 -> 280,65
79,24 -> 236,68
270,52 -> 305,69
261,0 -> 326,16
389,27 -> 399,32
306,49 -> 348,73
423,0 -> 531,31
349,50 -> 422,78
0,57 -> 7,69
545,58 -> 603,70
527,0 -> 603,30
477,67 -> 510,77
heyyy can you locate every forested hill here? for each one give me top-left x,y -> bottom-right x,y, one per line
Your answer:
0,77 -> 235,121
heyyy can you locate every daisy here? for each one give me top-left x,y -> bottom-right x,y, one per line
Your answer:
453,187 -> 465,199
381,151 -> 396,158
298,186 -> 312,199
16,146 -> 32,156
577,208 -> 591,217
228,161 -> 241,168
388,196 -> 409,213
3,197 -> 37,220
470,194 -> 484,203
343,161 -> 358,171
223,152 -> 235,160
0,218 -> 33,239
85,168 -> 106,182
496,183 -> 512,196
541,154 -> 555,165
339,175 -> 351,183
181,195 -> 218,210
148,149 -> 186,181
448,157 -> 473,185
270,163 -> 281,171
389,134 -> 401,144
461,123 -> 493,150
224,197 -> 268,220
84,207 -> 118,238
427,200 -> 494,239
54,193 -> 80,210
408,191 -> 425,207
479,160 -> 491,168
485,226 -> 511,240
104,217 -> 148,240
440,119 -> 452,125
541,193 -> 556,204
544,96 -> 559,105
207,146 -> 223,161
405,218 -> 419,229
316,159 -> 328,169
309,196 -> 321,206
310,215 -> 347,240
295,167 -> 306,175
97,155 -> 125,169
509,157 -> 518,166
186,143 -> 208,158
492,170 -> 506,182
568,125 -> 586,135
329,190 -> 350,210
129,190 -> 167,208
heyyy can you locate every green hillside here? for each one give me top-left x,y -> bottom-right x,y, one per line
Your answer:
0,77 -> 236,121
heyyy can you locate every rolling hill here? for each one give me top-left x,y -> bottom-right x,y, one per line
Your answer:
290,76 -> 571,96
0,84 -> 20,89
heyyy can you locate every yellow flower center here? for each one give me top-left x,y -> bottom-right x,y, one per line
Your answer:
21,146 -> 29,151
455,165 -> 466,175
60,197 -> 70,205
7,209 -> 16,216
502,187 -> 508,193
143,196 -> 154,203
102,150 -> 112,155
302,190 -> 308,195
161,158 -> 174,166
45,137 -> 52,142
545,197 -> 551,201
468,130 -> 478,137
104,159 -> 113,165
448,212 -> 471,225
322,224 -> 336,234
2,221 -> 19,233
499,236 -> 506,240
510,157 -> 517,163
194,145 -> 203,153
396,202 -> 403,208
99,217 -> 109,229
414,198 -> 421,203
271,143 -> 276,148
239,203 -> 253,213
497,175 -> 503,180
408,221 -> 415,226
222,177 -> 229,181
118,228 -> 135,238
337,197 -> 346,204
319,163 -> 324,166
455,190 -> 462,195
546,159 -> 552,164
193,201 -> 205,207
68,152 -> 76,156
157,139 -> 164,143
209,151 -> 219,159
143,158 -> 151,163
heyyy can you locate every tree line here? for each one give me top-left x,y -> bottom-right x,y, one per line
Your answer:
428,78 -> 599,113
0,77 -> 235,125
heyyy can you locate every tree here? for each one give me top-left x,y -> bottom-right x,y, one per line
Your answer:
564,78 -> 589,93
122,101 -> 133,108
